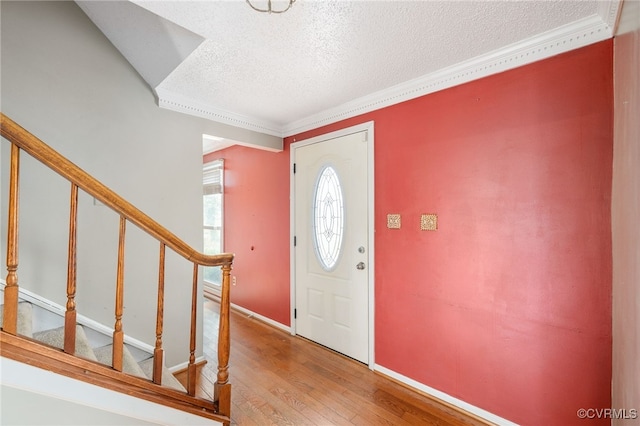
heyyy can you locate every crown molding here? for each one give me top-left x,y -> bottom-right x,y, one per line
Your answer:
154,87 -> 285,137
597,0 -> 623,33
282,13 -> 613,136
155,4 -> 619,140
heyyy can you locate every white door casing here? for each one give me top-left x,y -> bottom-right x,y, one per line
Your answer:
290,122 -> 374,367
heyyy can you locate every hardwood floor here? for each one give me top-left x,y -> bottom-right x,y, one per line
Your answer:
175,300 -> 489,426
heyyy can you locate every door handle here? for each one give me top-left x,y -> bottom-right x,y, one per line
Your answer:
356,262 -> 366,270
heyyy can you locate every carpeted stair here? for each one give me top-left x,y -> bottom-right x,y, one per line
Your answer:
34,325 -> 99,361
1,300 -> 186,393
138,357 -> 187,392
93,344 -> 147,379
0,301 -> 34,337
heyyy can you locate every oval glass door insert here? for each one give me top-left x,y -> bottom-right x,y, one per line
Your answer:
313,165 -> 344,270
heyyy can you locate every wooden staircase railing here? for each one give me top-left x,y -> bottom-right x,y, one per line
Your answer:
0,113 -> 233,424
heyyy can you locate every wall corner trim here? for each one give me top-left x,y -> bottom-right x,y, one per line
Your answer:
597,0 -> 623,34
374,365 -> 520,426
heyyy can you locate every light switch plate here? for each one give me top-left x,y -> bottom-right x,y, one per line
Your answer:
421,214 -> 437,231
387,214 -> 401,229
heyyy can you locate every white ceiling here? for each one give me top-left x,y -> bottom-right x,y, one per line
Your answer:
76,0 -> 621,139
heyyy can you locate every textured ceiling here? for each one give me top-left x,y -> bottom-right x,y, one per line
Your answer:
77,0 -> 620,139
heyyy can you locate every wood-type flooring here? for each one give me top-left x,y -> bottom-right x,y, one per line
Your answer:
174,300 -> 489,426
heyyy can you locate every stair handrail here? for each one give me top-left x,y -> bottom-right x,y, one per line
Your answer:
1,113 -> 233,421
0,114 -> 231,267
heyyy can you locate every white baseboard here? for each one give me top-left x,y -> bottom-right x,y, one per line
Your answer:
230,302 -> 291,333
167,356 -> 206,374
1,280 -> 154,354
2,281 -> 225,372
202,281 -> 220,300
374,365 -> 518,426
205,293 -> 290,333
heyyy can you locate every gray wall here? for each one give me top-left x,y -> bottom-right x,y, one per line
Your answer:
0,1 -> 267,366
612,0 -> 640,423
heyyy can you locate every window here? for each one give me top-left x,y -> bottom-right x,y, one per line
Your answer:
313,165 -> 345,271
203,159 -> 224,285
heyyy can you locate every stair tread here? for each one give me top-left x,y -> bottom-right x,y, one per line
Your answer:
33,324 -> 98,362
138,358 -> 187,393
0,301 -> 33,338
4,299 -> 186,394
93,344 -> 148,379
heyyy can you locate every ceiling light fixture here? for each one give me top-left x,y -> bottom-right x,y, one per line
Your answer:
246,0 -> 296,14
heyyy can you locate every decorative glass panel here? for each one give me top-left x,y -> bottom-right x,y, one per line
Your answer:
313,165 -> 344,270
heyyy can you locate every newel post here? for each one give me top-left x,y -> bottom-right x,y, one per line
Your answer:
214,262 -> 232,417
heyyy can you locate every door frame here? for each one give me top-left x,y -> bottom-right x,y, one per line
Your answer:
290,121 -> 375,369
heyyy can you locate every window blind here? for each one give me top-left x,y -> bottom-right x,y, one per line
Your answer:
203,159 -> 224,195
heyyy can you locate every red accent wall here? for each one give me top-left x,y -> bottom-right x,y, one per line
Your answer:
216,40 -> 613,425
204,145 -> 291,325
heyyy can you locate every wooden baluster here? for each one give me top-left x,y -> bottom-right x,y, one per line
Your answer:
2,115 -> 238,414
64,183 -> 79,354
153,242 -> 166,385
112,216 -> 126,371
214,262 -> 232,417
3,144 -> 20,334
187,263 -> 198,396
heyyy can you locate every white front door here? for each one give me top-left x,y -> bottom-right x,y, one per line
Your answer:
292,124 -> 373,364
